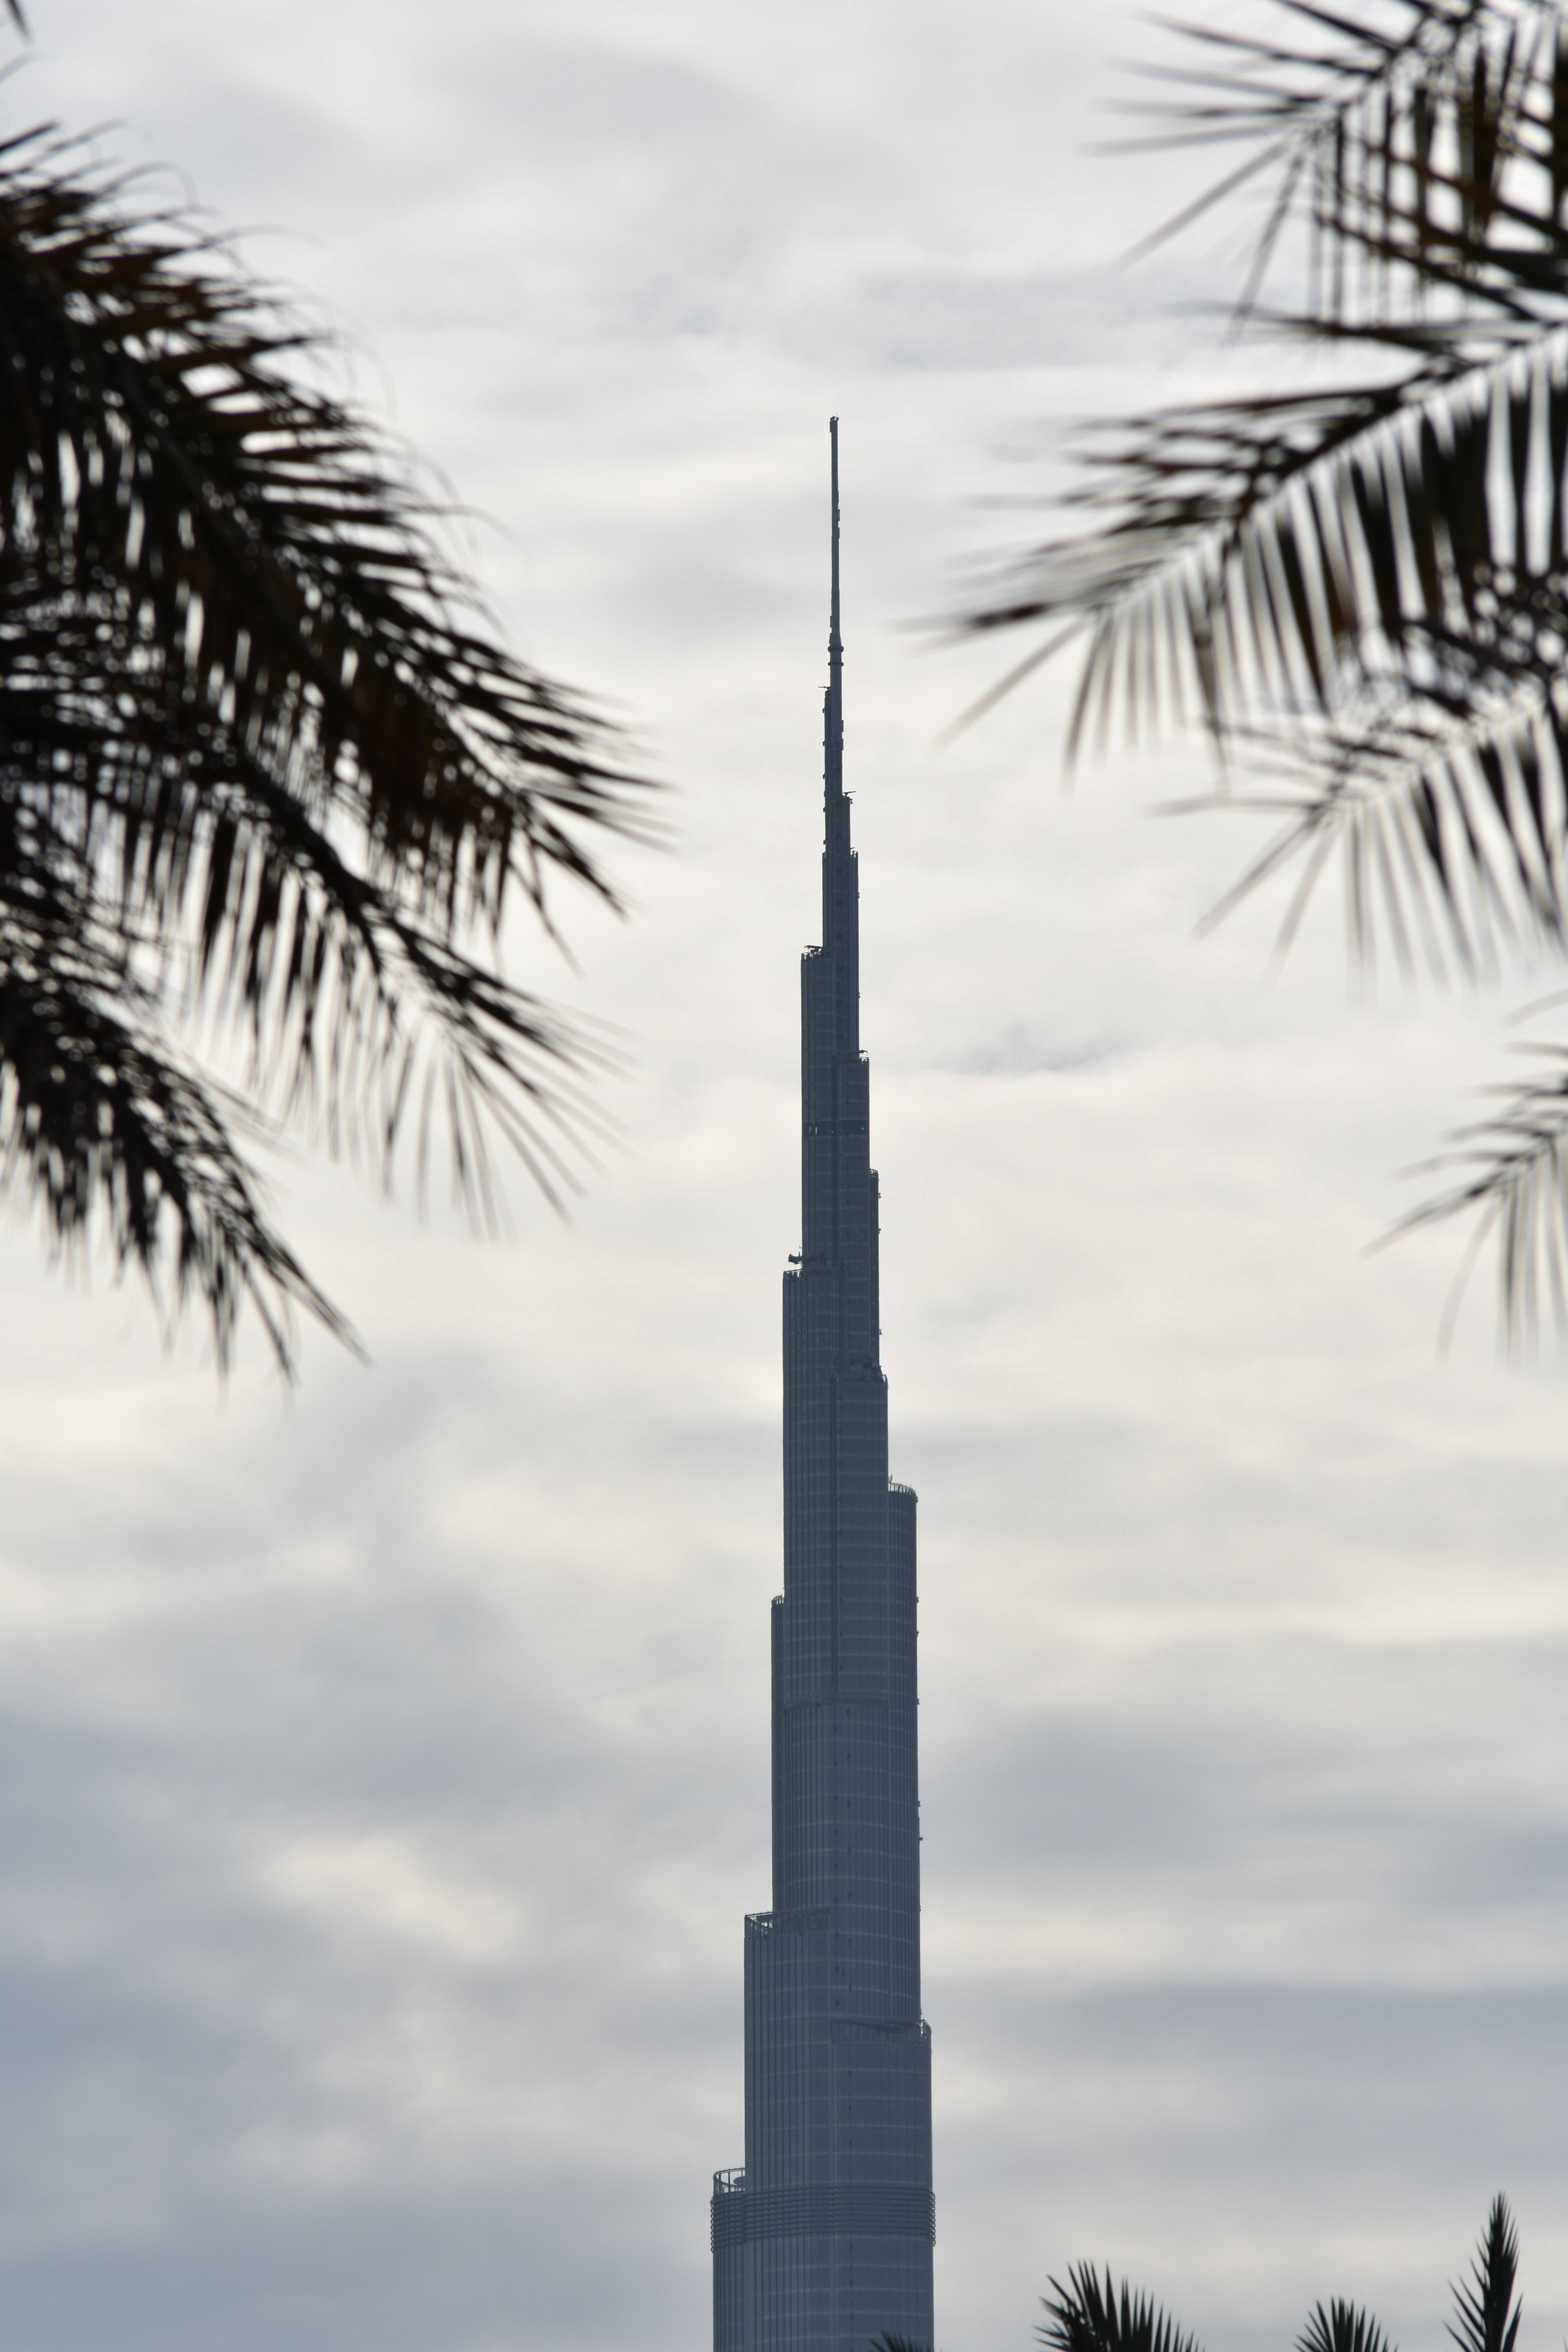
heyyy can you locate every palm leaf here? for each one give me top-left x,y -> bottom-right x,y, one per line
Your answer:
1114,1 -> 1567,325
1299,2301 -> 1396,2352
0,125 -> 659,1370
951,0 -> 1568,1336
960,0 -> 1568,766
1449,2194 -> 1524,2352
0,808 -> 353,1374
1039,2265 -> 1203,2352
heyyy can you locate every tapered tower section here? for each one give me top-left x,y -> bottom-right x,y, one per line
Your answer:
710,424 -> 935,2352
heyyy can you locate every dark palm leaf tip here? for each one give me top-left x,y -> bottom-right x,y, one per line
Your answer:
0,961 -> 358,1379
0,123 -> 658,1372
1380,1032 -> 1568,1349
1298,2300 -> 1396,2352
1040,2264 -> 1203,2352
1448,2194 -> 1522,2352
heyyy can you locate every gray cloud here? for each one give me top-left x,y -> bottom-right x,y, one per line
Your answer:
2,3 -> 1567,2350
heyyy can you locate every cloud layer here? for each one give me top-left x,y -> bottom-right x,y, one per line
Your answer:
2,4 -> 1568,2350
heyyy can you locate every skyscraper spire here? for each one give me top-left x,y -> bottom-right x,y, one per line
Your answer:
829,415 -> 842,690
710,425 -> 935,2352
821,419 -> 856,1069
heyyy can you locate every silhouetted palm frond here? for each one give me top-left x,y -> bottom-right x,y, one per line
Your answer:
1036,2203 -> 1525,2352
1039,2265 -> 1203,2352
1449,2194 -> 1523,2352
1382,1037 -> 1568,1346
1299,2299 -> 1396,2352
0,117 -> 659,1372
955,0 -> 1568,1336
870,2334 -> 933,2352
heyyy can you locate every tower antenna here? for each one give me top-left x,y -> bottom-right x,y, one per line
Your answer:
829,416 -> 842,685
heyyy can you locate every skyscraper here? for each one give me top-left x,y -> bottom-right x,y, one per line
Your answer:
710,423 -> 935,2352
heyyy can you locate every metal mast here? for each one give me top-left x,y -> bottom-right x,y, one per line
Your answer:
710,423 -> 935,2352
829,413 -> 842,740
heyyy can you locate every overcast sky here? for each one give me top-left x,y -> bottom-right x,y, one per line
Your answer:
3,4 -> 1568,2350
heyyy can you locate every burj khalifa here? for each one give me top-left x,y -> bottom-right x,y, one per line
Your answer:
710,423 -> 935,2352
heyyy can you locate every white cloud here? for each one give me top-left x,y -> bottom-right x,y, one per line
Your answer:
1,3 -> 1566,2350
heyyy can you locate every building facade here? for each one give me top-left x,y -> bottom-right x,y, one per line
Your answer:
710,423 -> 935,2352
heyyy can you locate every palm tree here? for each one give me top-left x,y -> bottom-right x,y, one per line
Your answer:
1039,2192 -> 1522,2352
956,0 -> 1568,1343
0,44 -> 657,1375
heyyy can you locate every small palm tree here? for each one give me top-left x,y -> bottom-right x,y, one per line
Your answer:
0,46 -> 657,1374
1038,2194 -> 1522,2352
957,0 -> 1568,1343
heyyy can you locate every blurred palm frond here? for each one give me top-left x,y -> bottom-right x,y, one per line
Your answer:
0,118 -> 659,1372
955,0 -> 1568,1336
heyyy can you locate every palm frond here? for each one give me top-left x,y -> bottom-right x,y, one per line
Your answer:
1378,1024 -> 1568,1349
0,125 -> 660,1370
1449,2195 -> 1524,2352
1039,2265 -> 1203,2352
949,0 -> 1568,1338
0,811 -> 356,1372
1114,0 -> 1568,329
970,323 -> 1568,745
966,328 -> 1568,985
1184,664 -> 1568,982
1299,2300 -> 1397,2352
958,0 -> 1568,770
